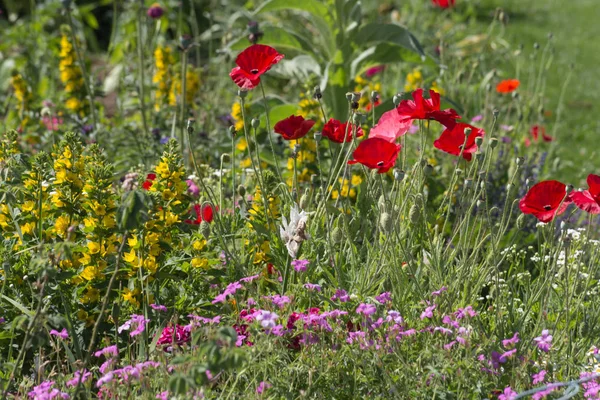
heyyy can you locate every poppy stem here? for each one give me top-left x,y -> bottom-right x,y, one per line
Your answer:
259,80 -> 284,185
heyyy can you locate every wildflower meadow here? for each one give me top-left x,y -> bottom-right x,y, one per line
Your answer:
2,0 -> 600,398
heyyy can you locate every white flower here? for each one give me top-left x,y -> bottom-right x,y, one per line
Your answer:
280,204 -> 310,258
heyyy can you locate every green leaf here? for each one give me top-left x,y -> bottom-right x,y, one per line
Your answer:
229,26 -> 304,52
355,23 -> 427,60
1,295 -> 33,316
275,55 -> 321,80
254,0 -> 329,17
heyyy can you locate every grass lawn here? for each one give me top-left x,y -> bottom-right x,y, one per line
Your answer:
481,0 -> 600,183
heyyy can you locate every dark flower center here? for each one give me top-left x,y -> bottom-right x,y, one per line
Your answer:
377,161 -> 384,167
250,69 -> 259,74
543,205 -> 552,211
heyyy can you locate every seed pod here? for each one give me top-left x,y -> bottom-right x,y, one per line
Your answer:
251,118 -> 260,129
370,91 -> 379,102
489,138 -> 498,149
237,89 -> 248,99
314,131 -> 322,142
424,164 -> 433,176
237,185 -> 246,197
229,125 -> 237,136
221,153 -> 231,163
464,127 -> 473,137
394,169 -> 405,182
393,94 -> 402,106
345,92 -> 353,102
475,136 -> 484,147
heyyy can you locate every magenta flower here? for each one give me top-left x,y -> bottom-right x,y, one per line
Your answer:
157,324 -> 191,348
500,348 -> 517,362
444,340 -> 457,350
532,386 -> 555,400
255,310 -> 279,329
239,274 -> 261,283
156,391 -> 169,400
434,326 -> 453,335
147,3 -> 164,19
118,314 -> 149,337
386,310 -> 403,324
356,303 -> 377,316
94,345 -> 118,358
291,259 -> 310,272
96,371 -> 115,387
498,386 -> 518,400
304,283 -> 322,292
66,369 -> 91,387
534,330 -> 553,352
256,381 -> 272,394
268,294 -> 291,309
365,65 -> 385,77
28,380 -> 70,399
420,304 -> 436,320
532,370 -> 546,384
150,303 -> 168,312
471,114 -> 483,122
331,288 -> 350,302
502,332 -> 520,348
431,286 -> 447,297
375,292 -> 392,304
454,305 -> 478,319
49,328 -> 69,340
186,179 -> 200,197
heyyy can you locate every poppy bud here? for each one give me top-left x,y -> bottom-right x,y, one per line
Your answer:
221,153 -> 231,163
409,204 -> 420,224
464,127 -> 472,137
299,193 -> 309,210
424,164 -> 433,176
331,227 -> 342,243
41,107 -> 51,117
345,92 -> 353,102
351,101 -> 359,110
187,119 -> 195,134
455,168 -> 463,176
370,91 -> 379,102
414,193 -> 424,207
464,179 -> 472,188
313,86 -> 322,100
489,206 -> 500,217
314,131 -> 322,142
493,109 -> 500,118
475,136 -> 484,147
380,212 -> 393,233
516,214 -> 525,229
476,199 -> 483,208
566,184 -> 573,193
200,221 -> 211,239
475,151 -> 484,162
393,94 -> 402,106
516,157 -> 524,165
393,169 -> 405,181
489,138 -> 498,149
229,125 -> 237,136
352,113 -> 362,125
251,118 -> 260,129
237,185 -> 246,197
180,35 -> 192,51
480,181 -> 486,190
351,92 -> 361,103
511,91 -> 519,100
237,89 -> 248,99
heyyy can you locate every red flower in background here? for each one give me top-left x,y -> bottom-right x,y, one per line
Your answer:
273,115 -> 315,140
525,125 -> 554,147
570,174 -> 600,214
348,138 -> 401,173
185,204 -> 215,224
142,173 -> 156,190
396,88 -> 460,127
322,118 -> 364,143
433,122 -> 484,161
496,79 -> 520,94
229,44 -> 284,89
432,0 -> 455,8
519,180 -> 572,222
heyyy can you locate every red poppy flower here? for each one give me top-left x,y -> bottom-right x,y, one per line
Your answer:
369,108 -> 413,142
365,65 -> 385,77
433,122 -> 484,161
348,137 -> 401,173
365,97 -> 381,112
273,115 -> 315,140
432,0 -> 455,8
519,180 -> 572,222
525,125 -> 553,147
496,79 -> 520,94
185,204 -> 215,224
229,44 -> 284,89
396,88 -> 460,127
142,173 -> 156,190
322,118 -> 364,143
570,174 -> 600,214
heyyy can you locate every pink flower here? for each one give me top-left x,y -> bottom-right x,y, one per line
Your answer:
375,292 -> 392,304
66,369 -> 91,387
94,345 -> 118,358
356,303 -> 377,316
150,303 -> 168,312
156,391 -> 169,400
502,332 -> 520,348
534,330 -> 553,352
49,328 -> 69,340
499,348 -> 517,362
331,289 -> 349,302
118,314 -> 149,337
157,324 -> 191,348
291,259 -> 309,272
420,304 -> 436,320
532,370 -> 546,384
365,65 -> 385,77
147,3 -> 164,19
498,386 -> 518,400
256,381 -> 272,394
186,180 -> 200,197
431,286 -> 447,297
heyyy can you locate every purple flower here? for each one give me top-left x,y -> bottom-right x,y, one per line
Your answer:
471,115 -> 483,122
375,292 -> 392,304
150,303 -> 168,312
408,123 -> 419,135
500,124 -> 514,132
255,310 -> 279,329
502,332 -> 519,348
532,386 -> 555,400
304,283 -> 322,292
532,370 -> 546,384
28,380 -> 69,399
331,289 -> 350,302
454,305 -> 478,319
534,329 -> 553,352
159,137 -> 170,144
444,340 -> 457,350
94,345 -> 118,358
49,328 -> 69,340
386,310 -> 403,324
498,386 -> 517,400
365,65 -> 385,77
66,369 -> 91,387
268,294 -> 291,309
356,303 -> 377,316
291,259 -> 310,272
118,314 -> 150,337
239,274 -> 261,283
431,286 -> 447,297
501,136 -> 512,143
442,315 -> 460,329
500,348 -> 517,362
147,3 -> 164,19
186,180 -> 200,197
156,391 -> 169,400
420,304 -> 436,320
212,281 -> 244,304
434,326 -> 453,335
256,381 -> 272,394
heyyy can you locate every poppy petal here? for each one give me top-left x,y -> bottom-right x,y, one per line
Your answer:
519,180 -> 572,222
348,137 -> 401,173
571,191 -> 600,214
369,109 -> 413,142
274,115 -> 315,140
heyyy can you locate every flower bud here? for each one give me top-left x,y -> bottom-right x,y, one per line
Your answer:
516,214 -> 525,229
237,185 -> 246,197
393,94 -> 402,106
345,92 -> 353,102
351,92 -> 361,103
409,204 -> 420,224
251,118 -> 260,129
455,168 -> 463,176
310,174 -> 319,187
221,153 -> 231,163
187,118 -> 195,134
475,151 -> 484,161
200,221 -> 211,239
475,136 -> 484,147
464,179 -> 472,188
380,212 -> 393,233
493,109 -> 499,118
370,91 -> 379,102
393,169 -> 405,182
237,89 -> 248,99
179,35 -> 192,51
299,193 -> 309,210
489,138 -> 498,149
313,86 -> 322,100
424,164 -> 433,176
464,127 -> 472,137
534,42 -> 540,50
516,157 -> 524,165
314,131 -> 322,142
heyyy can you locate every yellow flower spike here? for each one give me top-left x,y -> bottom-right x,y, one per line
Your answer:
54,215 -> 70,237
144,257 -> 157,273
21,201 -> 35,212
83,217 -> 97,229
351,174 -> 363,186
102,214 -> 116,229
149,244 -> 161,257
146,232 -> 159,244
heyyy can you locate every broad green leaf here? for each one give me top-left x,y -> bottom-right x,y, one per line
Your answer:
254,0 -> 329,17
275,55 -> 321,80
229,26 -> 304,52
355,23 -> 427,60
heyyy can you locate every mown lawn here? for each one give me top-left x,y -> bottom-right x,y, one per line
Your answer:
484,0 -> 600,183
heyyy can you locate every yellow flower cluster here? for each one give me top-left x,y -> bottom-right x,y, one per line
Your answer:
231,101 -> 249,132
248,186 -> 280,224
330,174 -> 363,200
169,67 -> 201,107
354,74 -> 381,110
153,46 -> 175,111
59,32 -> 88,116
405,68 -> 445,95
10,72 -> 31,125
286,138 -> 318,186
